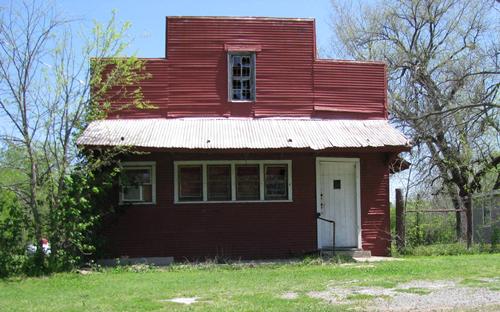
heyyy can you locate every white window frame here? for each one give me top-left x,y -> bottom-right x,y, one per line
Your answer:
227,52 -> 256,102
119,161 -> 156,205
174,160 -> 292,204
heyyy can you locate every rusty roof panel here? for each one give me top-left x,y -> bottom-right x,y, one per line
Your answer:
77,118 -> 410,150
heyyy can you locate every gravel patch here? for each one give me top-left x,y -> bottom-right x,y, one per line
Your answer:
372,286 -> 500,311
307,290 -> 344,304
308,286 -> 394,303
306,279 -> 500,311
397,279 -> 457,290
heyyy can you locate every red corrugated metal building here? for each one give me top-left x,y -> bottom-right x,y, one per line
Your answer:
79,17 -> 410,260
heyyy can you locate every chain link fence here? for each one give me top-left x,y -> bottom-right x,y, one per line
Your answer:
472,190 -> 500,244
397,190 -> 499,248
403,195 -> 466,246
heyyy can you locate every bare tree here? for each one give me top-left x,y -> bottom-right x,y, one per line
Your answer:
0,0 -> 149,265
330,0 -> 499,246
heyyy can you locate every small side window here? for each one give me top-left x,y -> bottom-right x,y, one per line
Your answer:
120,164 -> 155,204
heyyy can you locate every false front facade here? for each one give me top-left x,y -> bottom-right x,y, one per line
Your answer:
78,16 -> 410,260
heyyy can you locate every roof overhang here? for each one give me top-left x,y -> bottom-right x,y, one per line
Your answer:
77,118 -> 411,151
389,156 -> 411,174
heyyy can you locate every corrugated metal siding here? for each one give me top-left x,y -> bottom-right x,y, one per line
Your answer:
105,17 -> 387,119
166,17 -> 315,117
107,59 -> 169,118
77,118 -> 410,149
102,151 -> 392,259
360,153 -> 391,256
313,60 -> 387,118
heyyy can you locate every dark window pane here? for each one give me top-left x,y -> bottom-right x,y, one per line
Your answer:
333,179 -> 341,189
264,165 -> 288,200
207,165 -> 231,201
242,90 -> 251,99
232,89 -> 241,100
142,184 -> 153,202
242,80 -> 250,89
241,56 -> 250,65
122,186 -> 140,201
232,80 -> 241,89
179,165 -> 203,201
236,165 -> 260,200
232,55 -> 241,65
241,67 -> 250,77
232,65 -> 241,77
122,168 -> 151,185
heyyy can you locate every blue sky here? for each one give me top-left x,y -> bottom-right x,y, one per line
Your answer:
55,0 -> 335,57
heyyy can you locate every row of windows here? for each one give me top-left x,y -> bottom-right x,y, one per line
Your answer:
119,161 -> 292,204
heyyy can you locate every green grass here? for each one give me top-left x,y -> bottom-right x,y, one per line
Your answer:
396,242 -> 494,256
0,254 -> 499,311
345,293 -> 378,301
461,277 -> 500,291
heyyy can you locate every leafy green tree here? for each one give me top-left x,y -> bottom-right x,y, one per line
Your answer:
0,190 -> 26,277
0,0 -> 149,274
330,0 -> 499,246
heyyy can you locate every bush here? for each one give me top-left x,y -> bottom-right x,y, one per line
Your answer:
491,227 -> 500,253
0,191 -> 28,277
395,242 -> 494,257
47,164 -> 119,272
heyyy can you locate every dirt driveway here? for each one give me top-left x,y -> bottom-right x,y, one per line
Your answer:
283,278 -> 500,311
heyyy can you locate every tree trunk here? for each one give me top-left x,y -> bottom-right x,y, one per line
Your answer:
450,194 -> 463,239
28,150 -> 44,267
459,192 -> 473,248
465,197 -> 473,248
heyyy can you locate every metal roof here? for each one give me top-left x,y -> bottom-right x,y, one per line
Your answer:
77,118 -> 410,150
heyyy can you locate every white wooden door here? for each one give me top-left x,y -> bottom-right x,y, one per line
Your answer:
317,160 -> 358,248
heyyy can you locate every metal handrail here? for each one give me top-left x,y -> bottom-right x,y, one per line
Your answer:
317,213 -> 336,253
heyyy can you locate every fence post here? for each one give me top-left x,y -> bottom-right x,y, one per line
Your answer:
466,196 -> 473,248
395,188 -> 405,251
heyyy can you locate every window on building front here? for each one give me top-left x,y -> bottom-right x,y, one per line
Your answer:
174,160 -> 292,203
228,53 -> 255,101
178,165 -> 203,202
235,165 -> 260,200
207,165 -> 232,201
120,162 -> 156,204
264,164 -> 288,200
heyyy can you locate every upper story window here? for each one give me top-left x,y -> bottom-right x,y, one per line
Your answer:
228,53 -> 255,101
